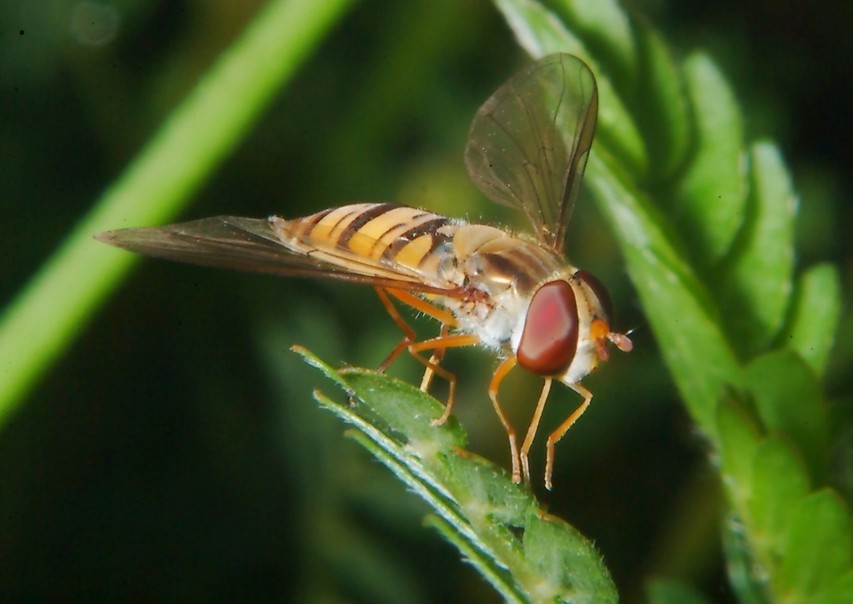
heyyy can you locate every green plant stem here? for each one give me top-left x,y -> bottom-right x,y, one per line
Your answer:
0,0 -> 354,427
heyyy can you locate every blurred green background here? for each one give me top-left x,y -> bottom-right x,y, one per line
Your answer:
1,0 -> 849,602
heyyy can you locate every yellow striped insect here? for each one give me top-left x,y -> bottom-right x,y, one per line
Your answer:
97,54 -> 632,489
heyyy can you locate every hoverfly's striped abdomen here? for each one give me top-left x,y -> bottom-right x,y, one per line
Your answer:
272,203 -> 462,287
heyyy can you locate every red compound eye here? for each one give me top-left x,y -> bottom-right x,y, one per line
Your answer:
517,280 -> 579,376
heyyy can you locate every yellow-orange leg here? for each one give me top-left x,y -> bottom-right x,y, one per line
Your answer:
373,288 -> 452,368
543,383 -> 593,490
374,287 -> 459,371
519,378 -> 553,486
410,333 -> 480,425
386,288 -> 457,326
374,288 -> 478,425
383,289 -> 457,392
420,324 -> 450,393
375,287 -> 418,372
488,356 -> 521,484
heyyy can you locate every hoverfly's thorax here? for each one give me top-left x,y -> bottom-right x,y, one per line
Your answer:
451,224 -> 510,259
454,226 -> 563,297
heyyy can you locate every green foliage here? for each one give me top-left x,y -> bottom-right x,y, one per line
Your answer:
675,52 -> 747,265
783,264 -> 842,376
0,0 -> 848,601
296,0 -> 851,600
297,347 -> 616,604
491,0 -> 849,602
0,0 -> 356,424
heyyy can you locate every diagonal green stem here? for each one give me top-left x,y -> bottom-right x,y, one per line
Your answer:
0,0 -> 354,426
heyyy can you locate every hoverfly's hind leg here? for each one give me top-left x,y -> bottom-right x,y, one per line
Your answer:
519,378 -> 553,487
373,288 -> 479,426
420,324 -> 450,392
488,357 -> 522,484
410,333 -> 480,425
543,383 -> 593,490
374,287 -> 459,372
375,287 -> 417,373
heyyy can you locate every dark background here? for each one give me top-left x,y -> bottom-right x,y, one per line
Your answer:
1,0 -> 850,602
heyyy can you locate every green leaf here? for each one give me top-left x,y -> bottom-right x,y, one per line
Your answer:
780,490 -> 853,600
721,511 -> 773,604
313,398 -> 529,601
720,142 -> 797,355
484,4 -> 850,604
340,370 -> 469,455
780,263 -> 841,377
296,347 -> 617,603
426,515 -> 527,604
439,449 -> 535,530
717,397 -> 763,507
494,0 -> 587,57
587,154 -> 741,437
550,0 -> 636,81
675,52 -> 747,265
633,24 -> 691,181
522,510 -> 617,604
717,394 -> 850,602
493,0 -> 647,176
743,350 -> 829,476
748,438 -> 810,575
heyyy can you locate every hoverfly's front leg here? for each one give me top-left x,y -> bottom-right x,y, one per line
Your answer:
543,383 -> 593,490
488,356 -> 521,484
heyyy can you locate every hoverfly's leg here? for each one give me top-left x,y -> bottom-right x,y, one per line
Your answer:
385,289 -> 457,326
375,288 -> 459,373
488,356 -> 521,484
519,378 -> 553,487
374,287 -> 417,373
544,383 -> 593,491
375,287 -> 477,425
384,289 -> 456,393
420,324 -> 451,393
410,334 -> 480,426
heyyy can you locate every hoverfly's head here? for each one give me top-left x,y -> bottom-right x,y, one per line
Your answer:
574,269 -> 633,363
515,270 -> 632,385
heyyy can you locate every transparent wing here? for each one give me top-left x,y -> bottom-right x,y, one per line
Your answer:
464,53 -> 598,253
96,216 -> 463,296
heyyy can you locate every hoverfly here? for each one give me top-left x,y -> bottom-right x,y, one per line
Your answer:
97,53 -> 632,490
